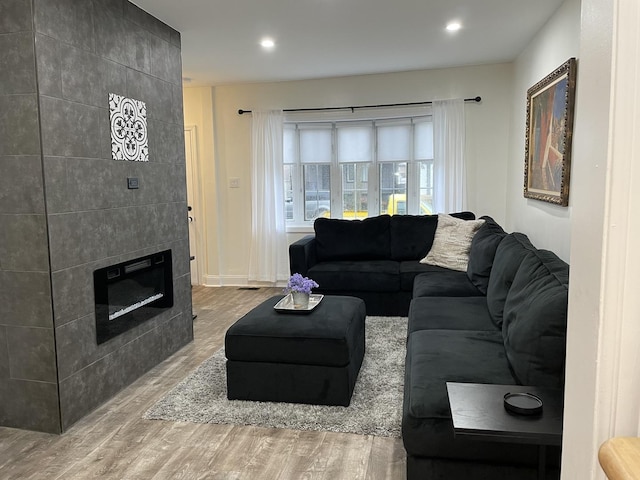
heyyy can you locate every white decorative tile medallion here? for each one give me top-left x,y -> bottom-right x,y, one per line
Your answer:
109,93 -> 149,162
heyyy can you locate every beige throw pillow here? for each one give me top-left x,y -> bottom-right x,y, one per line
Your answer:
420,214 -> 486,271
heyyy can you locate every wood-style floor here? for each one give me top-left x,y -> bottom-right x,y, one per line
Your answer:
0,286 -> 406,479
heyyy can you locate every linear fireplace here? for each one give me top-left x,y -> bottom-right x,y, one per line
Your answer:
94,250 -> 173,344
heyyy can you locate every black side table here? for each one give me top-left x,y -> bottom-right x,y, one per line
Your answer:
446,382 -> 563,480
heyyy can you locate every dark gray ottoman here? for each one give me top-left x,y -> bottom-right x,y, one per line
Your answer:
225,295 -> 366,406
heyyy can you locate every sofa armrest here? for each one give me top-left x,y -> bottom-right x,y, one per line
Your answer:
289,235 -> 317,276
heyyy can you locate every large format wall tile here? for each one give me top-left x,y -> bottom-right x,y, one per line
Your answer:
39,96 -> 102,158
55,313 -> 97,381
147,120 -> 185,164
169,29 -> 181,49
41,156 -> 69,213
0,327 -> 9,378
93,0 -> 151,74
155,202 -> 189,247
149,34 -> 182,86
0,0 -> 32,34
0,379 -> 60,433
34,33 -> 62,98
102,204 -> 160,256
0,214 -> 49,272
0,32 -> 36,94
59,325 -> 164,429
51,263 -> 95,326
171,83 -> 184,126
170,238 -> 191,278
0,156 -> 45,214
125,2 -> 173,43
0,271 -> 52,328
47,210 -> 110,271
161,311 -> 193,359
34,0 -> 94,51
61,47 -> 127,108
45,157 -> 116,212
0,95 -> 40,156
7,326 -> 56,383
126,69 -> 174,122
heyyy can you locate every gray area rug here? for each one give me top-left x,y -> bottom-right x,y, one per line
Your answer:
144,316 -> 407,437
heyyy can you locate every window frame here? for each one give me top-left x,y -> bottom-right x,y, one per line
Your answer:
284,111 -> 434,230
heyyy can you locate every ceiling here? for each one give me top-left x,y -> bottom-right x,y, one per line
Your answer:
132,0 -> 565,87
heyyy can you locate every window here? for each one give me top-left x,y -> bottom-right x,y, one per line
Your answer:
284,116 -> 433,225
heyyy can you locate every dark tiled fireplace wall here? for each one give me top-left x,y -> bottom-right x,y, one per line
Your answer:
0,0 -> 193,433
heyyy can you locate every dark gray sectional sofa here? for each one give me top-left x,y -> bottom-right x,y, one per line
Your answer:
289,212 -> 477,316
288,214 -> 569,479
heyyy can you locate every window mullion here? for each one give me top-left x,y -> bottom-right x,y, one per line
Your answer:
408,121 -> 418,215
330,124 -> 342,215
371,122 -> 379,216
294,128 -> 304,223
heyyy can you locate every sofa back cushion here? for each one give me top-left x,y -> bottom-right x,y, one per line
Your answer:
502,250 -> 569,387
486,233 -> 536,327
389,211 -> 475,261
314,215 -> 391,262
466,216 -> 507,295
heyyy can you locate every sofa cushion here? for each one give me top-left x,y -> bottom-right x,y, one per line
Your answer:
408,297 -> 497,334
314,215 -> 391,262
466,216 -> 507,295
399,261 -> 451,291
389,214 -> 438,261
308,260 -> 400,292
412,271 -> 483,298
486,233 -> 537,327
402,329 -> 517,457
389,212 -> 475,261
421,214 -> 485,272
502,249 -> 569,388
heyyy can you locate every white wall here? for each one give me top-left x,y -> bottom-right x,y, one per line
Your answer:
564,0 -> 640,477
506,0 -> 581,262
183,87 -> 220,284
192,64 -> 513,284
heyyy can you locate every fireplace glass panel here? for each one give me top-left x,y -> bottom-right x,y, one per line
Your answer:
94,250 -> 173,344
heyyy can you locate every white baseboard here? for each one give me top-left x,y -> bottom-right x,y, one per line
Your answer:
200,275 -> 286,288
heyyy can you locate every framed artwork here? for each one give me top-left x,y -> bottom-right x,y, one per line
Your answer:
524,58 -> 577,206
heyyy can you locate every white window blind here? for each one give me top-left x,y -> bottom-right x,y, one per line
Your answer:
337,124 -> 372,163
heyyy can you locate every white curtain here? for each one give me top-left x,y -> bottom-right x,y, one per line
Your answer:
248,110 -> 289,283
432,98 -> 467,213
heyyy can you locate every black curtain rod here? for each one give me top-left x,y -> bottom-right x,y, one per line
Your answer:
237,96 -> 481,115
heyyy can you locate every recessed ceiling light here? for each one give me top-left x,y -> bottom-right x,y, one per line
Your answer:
260,37 -> 275,49
446,22 -> 462,32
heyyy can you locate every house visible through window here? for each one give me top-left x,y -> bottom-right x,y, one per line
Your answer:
284,115 -> 434,225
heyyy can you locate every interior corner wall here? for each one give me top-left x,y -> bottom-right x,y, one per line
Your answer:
1,0 -> 193,433
506,0 -> 581,261
201,64 -> 513,285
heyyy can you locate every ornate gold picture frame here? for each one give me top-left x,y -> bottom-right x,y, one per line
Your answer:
524,58 -> 577,206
